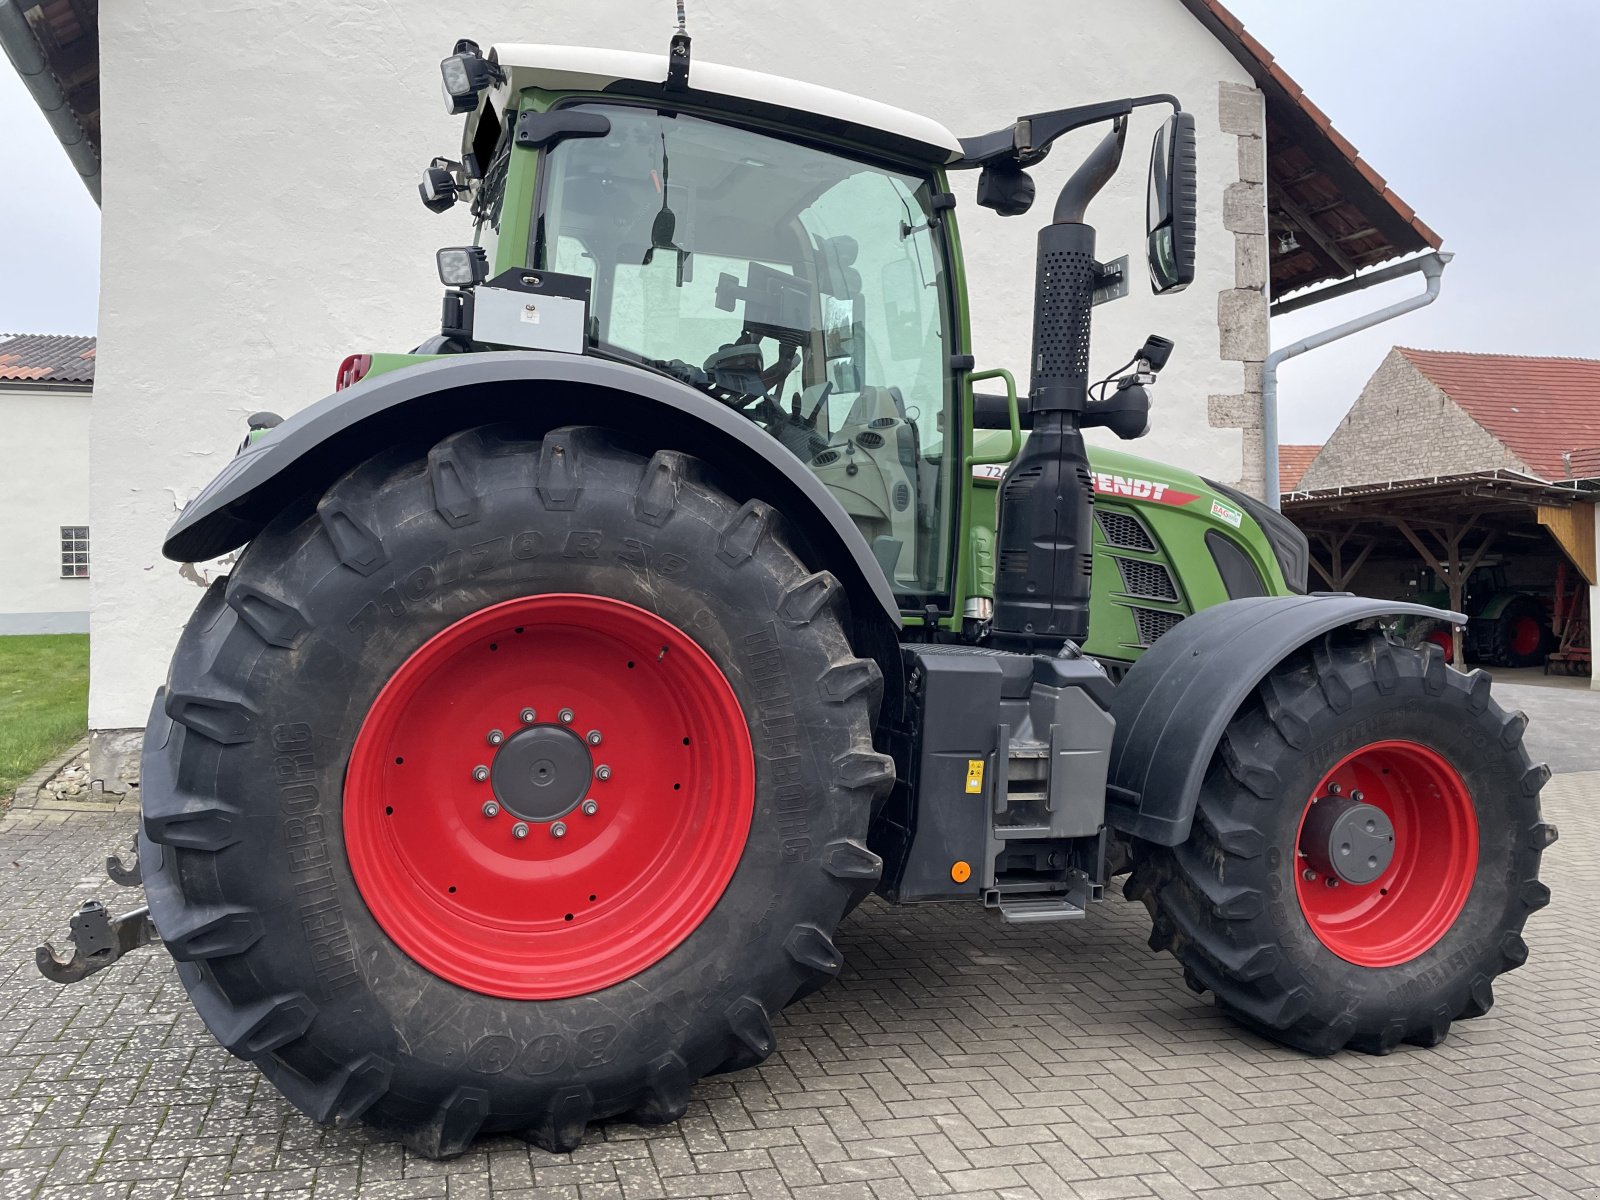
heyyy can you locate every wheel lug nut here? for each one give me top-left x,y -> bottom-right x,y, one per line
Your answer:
1302,868 -> 1317,882
559,708 -> 574,724
1325,877 -> 1339,888
596,765 -> 612,781
511,822 -> 529,839
1328,782 -> 1342,795
551,821 -> 567,838
1351,790 -> 1364,802
482,801 -> 500,818
472,765 -> 489,783
487,729 -> 504,746
520,707 -> 537,724
582,799 -> 598,816
586,729 -> 602,746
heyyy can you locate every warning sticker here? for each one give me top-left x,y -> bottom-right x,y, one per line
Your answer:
965,759 -> 985,794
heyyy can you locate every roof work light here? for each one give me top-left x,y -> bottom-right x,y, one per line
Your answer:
440,39 -> 503,114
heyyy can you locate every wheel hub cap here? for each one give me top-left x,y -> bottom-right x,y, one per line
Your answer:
1299,797 -> 1395,885
491,724 -> 592,822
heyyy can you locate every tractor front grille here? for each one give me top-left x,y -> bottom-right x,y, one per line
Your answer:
1114,557 -> 1179,601
1096,509 -> 1156,552
1131,607 -> 1185,647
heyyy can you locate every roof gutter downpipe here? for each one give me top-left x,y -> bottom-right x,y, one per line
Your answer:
1264,250 -> 1452,509
0,0 -> 100,205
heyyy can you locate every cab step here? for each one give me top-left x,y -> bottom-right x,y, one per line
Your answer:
998,895 -> 1086,924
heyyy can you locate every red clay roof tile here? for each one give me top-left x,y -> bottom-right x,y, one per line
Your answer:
0,335 -> 96,385
1398,347 -> 1600,481
1278,444 -> 1322,493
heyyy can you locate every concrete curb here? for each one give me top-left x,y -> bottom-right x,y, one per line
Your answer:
6,736 -> 91,812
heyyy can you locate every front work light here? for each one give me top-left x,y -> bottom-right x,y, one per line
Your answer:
437,246 -> 489,288
440,38 -> 502,115
419,158 -> 463,213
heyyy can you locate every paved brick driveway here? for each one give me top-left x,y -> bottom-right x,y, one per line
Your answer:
1,772 -> 1593,1200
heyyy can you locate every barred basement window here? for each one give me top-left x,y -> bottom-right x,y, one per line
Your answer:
60,526 -> 89,578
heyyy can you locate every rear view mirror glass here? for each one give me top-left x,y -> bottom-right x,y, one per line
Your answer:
1147,112 -> 1197,294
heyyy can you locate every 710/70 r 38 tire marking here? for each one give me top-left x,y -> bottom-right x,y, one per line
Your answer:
344,593 -> 755,1000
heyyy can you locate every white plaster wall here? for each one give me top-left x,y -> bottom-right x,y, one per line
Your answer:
0,388 -> 91,631
90,0 -> 1255,729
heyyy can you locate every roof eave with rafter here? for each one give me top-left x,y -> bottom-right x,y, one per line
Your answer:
1177,0 -> 1441,297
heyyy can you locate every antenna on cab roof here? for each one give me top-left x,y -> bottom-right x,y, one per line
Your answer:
667,0 -> 691,91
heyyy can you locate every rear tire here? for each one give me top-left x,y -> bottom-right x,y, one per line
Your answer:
140,425 -> 892,1156
1484,596 -> 1551,668
1127,629 -> 1556,1055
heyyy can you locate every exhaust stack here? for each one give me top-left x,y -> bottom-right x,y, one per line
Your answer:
990,120 -> 1128,650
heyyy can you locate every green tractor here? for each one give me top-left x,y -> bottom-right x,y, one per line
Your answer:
1405,564 -> 1554,669
41,32 -> 1555,1158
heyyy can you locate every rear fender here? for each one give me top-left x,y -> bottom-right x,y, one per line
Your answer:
1472,590 -> 1529,621
163,351 -> 902,628
1105,594 -> 1463,845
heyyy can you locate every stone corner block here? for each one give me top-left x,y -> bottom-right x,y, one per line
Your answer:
1217,289 -> 1269,362
1235,233 -> 1268,290
1223,181 -> 1266,235
1218,82 -> 1265,138
1237,134 -> 1265,184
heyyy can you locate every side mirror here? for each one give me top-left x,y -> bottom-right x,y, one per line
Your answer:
1146,112 -> 1197,294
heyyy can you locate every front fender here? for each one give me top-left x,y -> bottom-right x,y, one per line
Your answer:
1105,594 -> 1464,845
164,351 -> 901,628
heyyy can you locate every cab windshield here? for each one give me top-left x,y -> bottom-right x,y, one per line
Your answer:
534,103 -> 957,601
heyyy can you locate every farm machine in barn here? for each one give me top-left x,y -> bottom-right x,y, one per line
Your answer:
40,30 -> 1554,1158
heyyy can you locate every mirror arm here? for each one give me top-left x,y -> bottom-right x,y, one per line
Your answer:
955,94 -> 1179,171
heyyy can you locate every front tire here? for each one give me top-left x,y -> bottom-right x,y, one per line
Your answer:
1128,629 -> 1556,1054
140,425 -> 893,1156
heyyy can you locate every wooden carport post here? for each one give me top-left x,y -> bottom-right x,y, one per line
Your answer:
1392,515 -> 1498,665
1307,525 -> 1378,591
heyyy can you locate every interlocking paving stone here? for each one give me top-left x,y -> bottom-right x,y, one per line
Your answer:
0,772 -> 1593,1199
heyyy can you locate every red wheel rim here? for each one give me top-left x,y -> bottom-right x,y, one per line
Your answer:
1510,615 -> 1542,658
345,594 -> 754,999
1294,740 -> 1478,968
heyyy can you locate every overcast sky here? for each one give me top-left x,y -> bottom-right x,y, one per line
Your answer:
3,2 -> 1596,443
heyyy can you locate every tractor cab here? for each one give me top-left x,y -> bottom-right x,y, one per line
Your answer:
534,101 -> 959,595
442,45 -> 971,601
424,43 -> 1191,616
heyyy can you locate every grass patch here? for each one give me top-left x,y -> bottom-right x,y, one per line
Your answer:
0,634 -> 89,803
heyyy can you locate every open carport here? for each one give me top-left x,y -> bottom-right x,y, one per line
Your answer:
1284,469 -> 1596,672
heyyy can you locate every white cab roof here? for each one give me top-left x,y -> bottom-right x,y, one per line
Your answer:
488,44 -> 964,164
